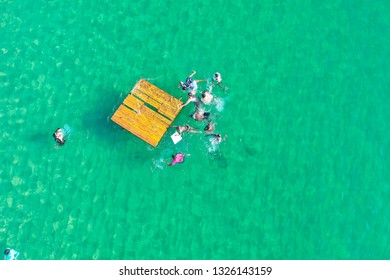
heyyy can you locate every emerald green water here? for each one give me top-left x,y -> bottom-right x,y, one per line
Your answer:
1,0 -> 390,259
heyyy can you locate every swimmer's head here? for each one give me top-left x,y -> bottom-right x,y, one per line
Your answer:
4,249 -> 10,255
180,81 -> 187,90
213,72 -> 222,82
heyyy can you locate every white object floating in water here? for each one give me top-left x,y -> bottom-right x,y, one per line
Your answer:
215,97 -> 225,112
171,132 -> 182,144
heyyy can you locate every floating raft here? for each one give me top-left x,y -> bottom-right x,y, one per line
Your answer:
111,79 -> 182,147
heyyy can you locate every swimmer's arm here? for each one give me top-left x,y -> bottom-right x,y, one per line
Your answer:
179,98 -> 192,108
188,128 -> 202,133
188,70 -> 196,78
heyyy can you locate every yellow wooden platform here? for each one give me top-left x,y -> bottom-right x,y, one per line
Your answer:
111,79 -> 182,147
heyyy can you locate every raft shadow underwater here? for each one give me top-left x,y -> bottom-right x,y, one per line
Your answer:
82,89 -> 129,145
209,148 -> 228,169
81,89 -> 153,163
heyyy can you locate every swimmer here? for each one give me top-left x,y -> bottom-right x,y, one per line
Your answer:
213,72 -> 222,84
207,133 -> 227,145
203,121 -> 215,133
53,128 -> 65,145
178,70 -> 205,94
170,125 -> 201,136
201,90 -> 213,105
190,110 -> 210,121
212,72 -> 227,89
4,248 -> 19,260
179,93 -> 201,109
165,153 -> 186,166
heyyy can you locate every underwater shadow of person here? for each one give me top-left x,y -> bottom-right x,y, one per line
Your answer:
82,90 -> 127,144
210,150 -> 228,168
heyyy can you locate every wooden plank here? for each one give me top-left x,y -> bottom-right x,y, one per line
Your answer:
136,79 -> 182,109
111,115 -> 159,147
132,88 -> 161,109
134,79 -> 183,120
158,104 -> 181,121
112,114 -> 159,146
122,107 -> 166,140
138,79 -> 182,106
114,106 -> 151,134
115,106 -> 162,139
112,105 -> 161,146
123,94 -> 144,111
138,105 -> 171,127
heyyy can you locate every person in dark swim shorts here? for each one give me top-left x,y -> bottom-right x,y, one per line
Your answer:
190,110 -> 210,121
203,121 -> 215,133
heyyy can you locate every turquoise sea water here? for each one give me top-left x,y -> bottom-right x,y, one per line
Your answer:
1,0 -> 390,259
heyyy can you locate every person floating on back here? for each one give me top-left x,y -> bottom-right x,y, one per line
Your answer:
165,153 -> 186,166
53,128 -> 65,145
170,125 -> 201,136
4,248 -> 19,260
178,70 -> 205,96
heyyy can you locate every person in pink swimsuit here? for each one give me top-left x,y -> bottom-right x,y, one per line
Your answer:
167,153 -> 185,166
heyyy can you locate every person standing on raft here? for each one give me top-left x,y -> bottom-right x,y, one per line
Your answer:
170,125 -> 201,136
